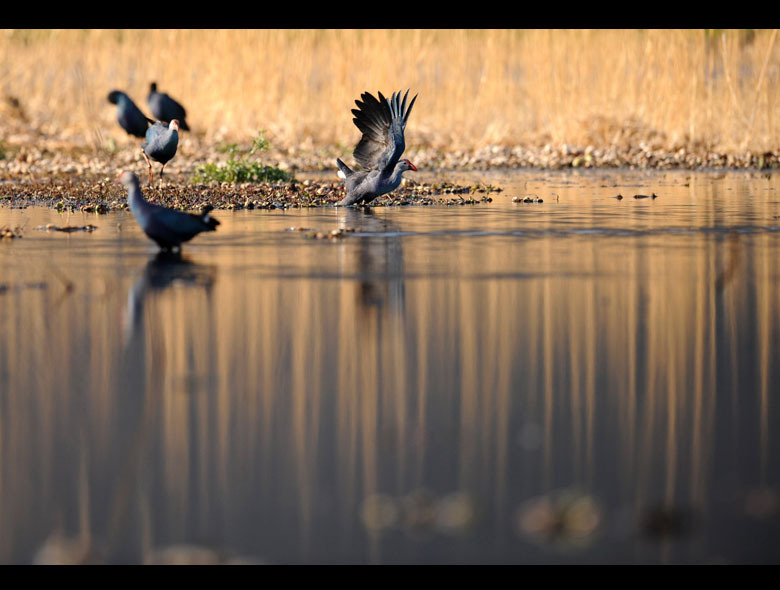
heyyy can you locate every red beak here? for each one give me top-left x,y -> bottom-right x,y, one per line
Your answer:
408,161 -> 418,172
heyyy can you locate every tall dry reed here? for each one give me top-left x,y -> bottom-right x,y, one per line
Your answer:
0,29 -> 777,153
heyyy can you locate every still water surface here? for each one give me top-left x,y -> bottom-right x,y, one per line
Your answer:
1,169 -> 779,564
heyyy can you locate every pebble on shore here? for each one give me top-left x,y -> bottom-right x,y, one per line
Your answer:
0,131 -> 776,212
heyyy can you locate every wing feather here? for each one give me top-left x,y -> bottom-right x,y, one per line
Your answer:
350,89 -> 417,172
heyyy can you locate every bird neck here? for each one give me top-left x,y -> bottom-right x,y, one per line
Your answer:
386,163 -> 407,186
127,181 -> 147,211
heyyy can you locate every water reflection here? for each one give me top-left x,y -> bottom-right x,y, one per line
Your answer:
337,207 -> 405,314
112,251 -> 218,561
123,251 -> 217,344
714,231 -> 741,293
0,170 -> 779,564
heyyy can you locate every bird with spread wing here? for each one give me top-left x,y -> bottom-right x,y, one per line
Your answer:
336,89 -> 418,207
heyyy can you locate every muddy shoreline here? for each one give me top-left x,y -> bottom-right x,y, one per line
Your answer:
0,176 -> 503,213
0,133 -> 777,212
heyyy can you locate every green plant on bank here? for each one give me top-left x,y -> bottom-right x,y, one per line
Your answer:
191,131 -> 293,183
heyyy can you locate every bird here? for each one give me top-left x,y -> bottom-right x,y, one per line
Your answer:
141,119 -> 180,184
107,90 -> 154,138
117,170 -> 219,251
147,82 -> 190,131
336,89 -> 418,207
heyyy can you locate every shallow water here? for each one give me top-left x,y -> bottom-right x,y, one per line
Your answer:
1,169 -> 780,564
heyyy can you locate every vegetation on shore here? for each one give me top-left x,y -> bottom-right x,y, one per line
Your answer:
190,132 -> 294,183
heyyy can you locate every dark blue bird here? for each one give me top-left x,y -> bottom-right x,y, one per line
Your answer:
336,89 -> 418,207
107,90 -> 153,138
141,119 -> 179,184
118,171 -> 219,251
147,82 -> 190,131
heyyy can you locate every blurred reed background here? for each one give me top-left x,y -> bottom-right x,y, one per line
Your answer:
0,29 -> 777,154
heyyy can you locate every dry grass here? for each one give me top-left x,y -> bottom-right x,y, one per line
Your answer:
0,29 -> 778,155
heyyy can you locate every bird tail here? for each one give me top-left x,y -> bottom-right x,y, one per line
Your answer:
201,205 -> 220,230
336,158 -> 352,179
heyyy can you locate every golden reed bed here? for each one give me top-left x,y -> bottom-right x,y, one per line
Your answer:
0,29 -> 777,156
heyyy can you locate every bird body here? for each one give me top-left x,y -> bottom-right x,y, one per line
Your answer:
336,158 -> 416,206
118,171 -> 219,251
336,90 -> 418,207
147,82 -> 190,131
107,90 -> 153,138
142,120 -> 179,184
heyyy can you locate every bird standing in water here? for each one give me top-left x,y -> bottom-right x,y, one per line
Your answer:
142,119 -> 179,185
336,89 -> 418,207
147,82 -> 190,131
117,170 -> 219,251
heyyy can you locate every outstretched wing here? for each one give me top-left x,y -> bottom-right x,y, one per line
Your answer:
351,89 -> 417,173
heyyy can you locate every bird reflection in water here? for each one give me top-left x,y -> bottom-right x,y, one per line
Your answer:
106,251 -> 218,560
715,231 -> 741,293
123,250 -> 217,345
337,207 -> 405,314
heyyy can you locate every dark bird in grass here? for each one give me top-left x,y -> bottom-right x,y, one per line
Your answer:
147,82 -> 190,131
142,119 -> 180,184
118,170 -> 219,251
107,90 -> 154,138
336,89 -> 418,207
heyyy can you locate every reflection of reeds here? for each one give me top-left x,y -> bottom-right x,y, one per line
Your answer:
2,176 -> 780,561
0,29 -> 778,152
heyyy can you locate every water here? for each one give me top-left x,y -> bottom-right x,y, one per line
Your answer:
1,169 -> 779,564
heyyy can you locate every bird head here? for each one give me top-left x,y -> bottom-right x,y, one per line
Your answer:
116,170 -> 137,187
150,82 -> 157,92
107,90 -> 124,105
400,159 -> 418,172
169,119 -> 180,131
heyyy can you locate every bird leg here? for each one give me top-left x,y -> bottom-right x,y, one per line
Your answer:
160,164 -> 165,190
142,151 -> 154,185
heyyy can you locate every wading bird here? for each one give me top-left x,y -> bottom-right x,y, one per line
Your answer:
142,119 -> 179,184
336,89 -> 418,207
107,90 -> 153,138
147,82 -> 190,131
118,170 -> 219,251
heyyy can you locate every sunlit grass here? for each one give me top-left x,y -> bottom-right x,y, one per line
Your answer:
190,131 -> 294,183
0,29 -> 777,154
